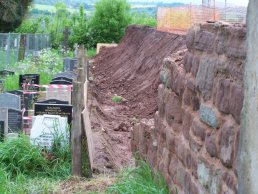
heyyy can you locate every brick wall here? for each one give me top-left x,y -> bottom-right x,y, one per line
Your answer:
131,22 -> 246,194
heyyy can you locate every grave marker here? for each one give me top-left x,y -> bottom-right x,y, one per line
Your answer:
0,93 -> 21,110
0,108 -> 8,135
19,74 -> 40,90
0,80 -> 3,93
8,109 -> 22,133
34,103 -> 73,124
0,121 -> 4,141
54,72 -> 77,80
50,80 -> 72,85
0,70 -> 15,77
37,99 -> 69,105
30,115 -> 69,150
63,58 -> 78,72
52,76 -> 73,83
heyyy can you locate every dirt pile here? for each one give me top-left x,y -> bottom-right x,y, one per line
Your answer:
89,25 -> 186,172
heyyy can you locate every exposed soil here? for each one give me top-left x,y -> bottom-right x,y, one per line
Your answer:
89,25 -> 186,172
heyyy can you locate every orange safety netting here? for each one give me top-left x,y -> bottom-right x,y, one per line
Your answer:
157,5 -> 246,34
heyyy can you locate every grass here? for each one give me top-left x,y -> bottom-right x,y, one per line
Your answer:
2,49 -> 64,91
112,95 -> 123,103
87,48 -> 97,58
0,134 -> 71,193
106,160 -> 170,194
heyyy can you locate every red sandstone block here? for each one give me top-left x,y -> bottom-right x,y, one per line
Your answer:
165,92 -> 183,128
214,78 -> 231,114
205,130 -> 220,158
219,118 -> 238,168
229,83 -> 243,124
182,110 -> 194,140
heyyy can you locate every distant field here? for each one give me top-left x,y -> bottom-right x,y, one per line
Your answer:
32,4 -> 79,13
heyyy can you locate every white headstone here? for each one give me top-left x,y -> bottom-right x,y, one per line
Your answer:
30,115 -> 69,150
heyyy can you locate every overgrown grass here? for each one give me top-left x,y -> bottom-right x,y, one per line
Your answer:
0,134 -> 71,193
106,160 -> 170,194
3,49 -> 64,91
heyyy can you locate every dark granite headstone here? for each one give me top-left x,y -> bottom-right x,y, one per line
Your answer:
54,72 -> 77,80
19,74 -> 40,90
50,80 -> 72,85
8,109 -> 22,133
0,80 -> 3,93
34,103 -> 73,124
0,121 -> 4,141
52,76 -> 73,83
0,70 -> 15,77
37,99 -> 69,105
63,58 -> 78,72
0,93 -> 21,110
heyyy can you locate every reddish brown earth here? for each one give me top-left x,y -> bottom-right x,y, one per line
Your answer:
88,25 -> 186,172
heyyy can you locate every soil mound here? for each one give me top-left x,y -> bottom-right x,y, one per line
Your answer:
89,25 -> 186,171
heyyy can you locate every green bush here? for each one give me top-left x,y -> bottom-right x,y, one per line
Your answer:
90,0 -> 131,45
131,13 -> 157,27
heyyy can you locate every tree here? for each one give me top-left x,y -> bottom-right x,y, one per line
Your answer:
90,0 -> 131,45
0,0 -> 33,32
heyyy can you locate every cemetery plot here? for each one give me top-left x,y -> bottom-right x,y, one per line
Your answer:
19,74 -> 40,90
34,103 -> 73,124
0,70 -> 15,77
52,76 -> 73,83
8,109 -> 22,133
63,58 -> 78,72
30,115 -> 69,150
0,108 -> 22,135
0,93 -> 21,110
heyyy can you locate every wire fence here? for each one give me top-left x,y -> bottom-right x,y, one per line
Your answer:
157,4 -> 247,34
0,33 -> 51,70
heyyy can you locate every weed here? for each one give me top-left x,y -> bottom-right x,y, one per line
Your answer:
106,160 -> 170,194
112,95 -> 122,103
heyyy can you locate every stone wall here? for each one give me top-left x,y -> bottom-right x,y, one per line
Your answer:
131,22 -> 246,194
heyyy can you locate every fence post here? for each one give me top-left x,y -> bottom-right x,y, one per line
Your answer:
72,80 -> 84,176
18,34 -> 26,61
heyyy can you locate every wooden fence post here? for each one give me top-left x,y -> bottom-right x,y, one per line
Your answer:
72,81 -> 84,176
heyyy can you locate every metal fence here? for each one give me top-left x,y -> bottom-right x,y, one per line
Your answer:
0,33 -> 51,70
157,4 -> 247,34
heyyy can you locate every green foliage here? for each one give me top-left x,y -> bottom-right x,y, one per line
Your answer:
0,133 -> 71,193
15,16 -> 50,33
106,160 -> 170,194
131,13 -> 157,27
0,0 -> 33,32
90,0 -> 131,45
87,48 -> 97,58
3,49 -> 64,91
112,95 -> 122,103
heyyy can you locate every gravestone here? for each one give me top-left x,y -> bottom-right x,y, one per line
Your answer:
34,103 -> 73,124
30,115 -> 69,150
0,121 -> 4,141
0,108 -> 8,135
0,93 -> 21,110
52,76 -> 73,83
54,72 -> 77,80
0,80 -> 3,93
50,80 -> 72,85
8,109 -> 22,133
19,74 -> 40,90
37,99 -> 69,105
0,70 -> 15,77
63,58 -> 78,72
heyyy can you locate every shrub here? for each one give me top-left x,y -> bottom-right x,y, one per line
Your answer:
90,0 -> 131,45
